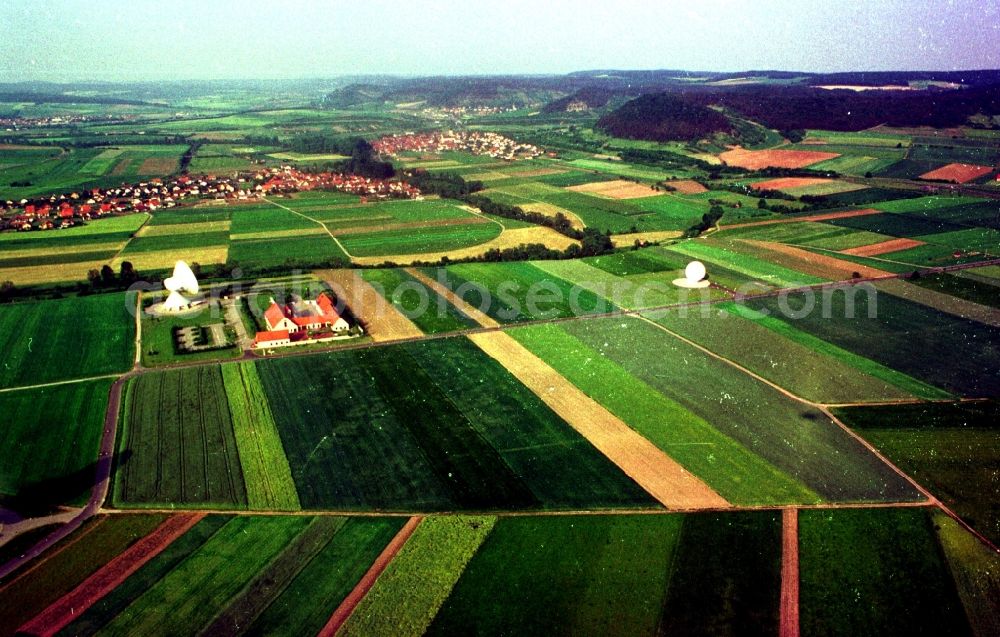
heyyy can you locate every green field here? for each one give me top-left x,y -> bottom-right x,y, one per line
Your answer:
427,514 -> 685,636
221,362 -> 301,510
745,289 -> 1000,397
228,234 -> 349,270
0,293 -> 135,389
835,400 -> 1000,546
340,516 -> 496,637
360,268 -> 479,333
115,366 -> 249,508
430,262 -> 616,322
339,222 -> 501,257
0,379 -> 112,508
799,508 -> 971,636
651,305 -> 919,403
256,338 -> 654,511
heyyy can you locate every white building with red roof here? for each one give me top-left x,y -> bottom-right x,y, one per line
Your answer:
253,292 -> 351,349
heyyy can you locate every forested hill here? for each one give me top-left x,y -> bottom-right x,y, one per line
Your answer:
595,93 -> 731,142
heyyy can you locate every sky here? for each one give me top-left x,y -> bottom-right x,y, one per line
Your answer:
2,0 -> 1000,81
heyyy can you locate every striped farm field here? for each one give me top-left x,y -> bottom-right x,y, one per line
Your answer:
509,323 -> 815,505
919,162 -> 994,183
256,337 -> 655,511
666,240 -> 827,288
221,362 -> 301,510
115,366 -> 249,508
534,316 -> 922,503
0,514 -> 169,634
338,516 -> 496,637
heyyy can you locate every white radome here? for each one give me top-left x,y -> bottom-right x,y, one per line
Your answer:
162,261 -> 199,311
685,260 -> 707,284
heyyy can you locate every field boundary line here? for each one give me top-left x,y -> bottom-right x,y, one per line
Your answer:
263,197 -> 353,258
317,516 -> 423,637
404,267 -> 500,328
779,508 -> 800,637
17,512 -> 206,637
0,373 -> 121,394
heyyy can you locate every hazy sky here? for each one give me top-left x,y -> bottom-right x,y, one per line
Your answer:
3,0 -> 1000,81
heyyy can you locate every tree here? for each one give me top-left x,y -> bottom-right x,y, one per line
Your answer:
87,268 -> 102,287
119,261 -> 138,285
101,264 -> 116,286
0,280 -> 14,302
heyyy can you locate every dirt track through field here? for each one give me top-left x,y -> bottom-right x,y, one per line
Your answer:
317,269 -> 423,341
840,237 -> 926,257
468,331 -> 731,509
780,508 -> 800,637
876,278 -> 1000,327
317,516 -> 423,637
18,512 -> 206,637
404,268 -> 501,328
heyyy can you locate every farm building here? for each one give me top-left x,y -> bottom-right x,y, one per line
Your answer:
262,292 -> 349,333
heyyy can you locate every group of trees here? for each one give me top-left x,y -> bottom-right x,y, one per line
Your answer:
87,261 -> 140,289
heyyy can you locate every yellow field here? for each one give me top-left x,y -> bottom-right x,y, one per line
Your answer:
112,245 -> 228,270
316,269 -> 423,341
350,226 -> 579,266
610,230 -> 683,247
518,202 -> 585,230
0,260 -> 109,285
229,226 -> 325,241
139,220 -> 231,236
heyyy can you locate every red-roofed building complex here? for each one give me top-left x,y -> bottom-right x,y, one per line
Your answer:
252,292 -> 352,349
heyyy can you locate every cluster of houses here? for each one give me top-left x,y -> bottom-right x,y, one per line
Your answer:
416,105 -> 521,119
1,113 -> 138,131
257,167 -> 422,199
252,292 -> 357,349
372,131 -> 542,161
1,165 -> 421,233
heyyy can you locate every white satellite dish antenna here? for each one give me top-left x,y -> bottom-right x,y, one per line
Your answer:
673,260 -> 711,288
162,261 -> 200,311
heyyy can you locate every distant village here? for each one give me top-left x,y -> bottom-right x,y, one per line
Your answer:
0,166 -> 421,233
372,130 -> 542,161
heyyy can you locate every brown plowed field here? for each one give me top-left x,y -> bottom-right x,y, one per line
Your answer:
840,237 -> 926,257
719,148 -> 840,170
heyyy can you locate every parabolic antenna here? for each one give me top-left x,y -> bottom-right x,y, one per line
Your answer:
162,261 -> 200,311
673,260 -> 711,289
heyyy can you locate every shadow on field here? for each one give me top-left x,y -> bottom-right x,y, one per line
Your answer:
0,450 -> 132,517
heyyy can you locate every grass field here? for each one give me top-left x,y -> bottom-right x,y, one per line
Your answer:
115,366 -> 249,508
427,514 -> 685,636
745,288 -> 1000,397
359,268 -> 479,333
339,222 -> 501,257
933,512 -> 1000,637
0,293 -> 135,389
651,305 -> 919,403
834,400 -> 1000,546
221,362 -> 301,511
429,262 -> 617,323
228,234 -> 348,269
799,508 -> 971,636
0,378 -> 112,508
256,338 -> 654,511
